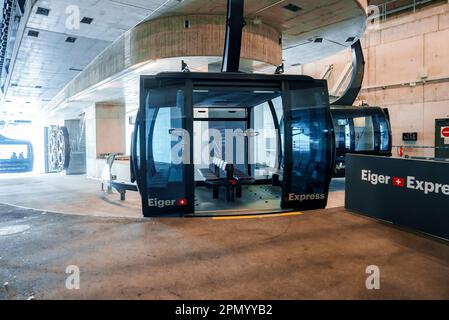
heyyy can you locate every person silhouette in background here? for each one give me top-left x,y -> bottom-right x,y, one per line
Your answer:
10,152 -> 17,160
19,152 -> 24,160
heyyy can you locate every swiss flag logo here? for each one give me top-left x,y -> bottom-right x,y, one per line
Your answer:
393,177 -> 405,188
177,199 -> 188,206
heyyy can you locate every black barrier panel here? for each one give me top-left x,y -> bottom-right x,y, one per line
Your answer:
345,154 -> 449,241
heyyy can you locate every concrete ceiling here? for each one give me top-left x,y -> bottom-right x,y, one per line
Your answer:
1,0 -> 367,122
155,0 -> 366,55
1,0 -> 183,120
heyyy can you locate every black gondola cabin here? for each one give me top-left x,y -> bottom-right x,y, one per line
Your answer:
131,72 -> 336,217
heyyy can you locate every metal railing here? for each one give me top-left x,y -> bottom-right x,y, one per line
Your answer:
370,0 -> 443,22
404,155 -> 449,162
393,145 -> 449,158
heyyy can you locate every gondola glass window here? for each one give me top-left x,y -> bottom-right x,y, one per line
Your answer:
377,114 -> 391,151
335,118 -> 351,150
353,116 -> 375,151
0,144 -> 28,160
252,102 -> 278,178
331,107 -> 392,155
142,83 -> 190,212
285,85 -> 334,209
330,107 -> 392,177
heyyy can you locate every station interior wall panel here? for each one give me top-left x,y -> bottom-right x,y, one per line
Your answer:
298,3 -> 449,157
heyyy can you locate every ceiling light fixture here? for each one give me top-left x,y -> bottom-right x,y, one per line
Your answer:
28,30 -> 39,37
283,4 -> 302,12
66,37 -> 77,43
36,7 -> 50,16
81,17 -> 94,24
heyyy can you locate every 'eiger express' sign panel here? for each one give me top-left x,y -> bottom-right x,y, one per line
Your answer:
345,154 -> 449,241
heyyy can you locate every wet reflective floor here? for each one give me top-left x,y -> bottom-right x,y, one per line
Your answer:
0,203 -> 448,300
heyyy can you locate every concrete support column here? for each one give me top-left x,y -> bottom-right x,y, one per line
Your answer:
85,101 -> 126,179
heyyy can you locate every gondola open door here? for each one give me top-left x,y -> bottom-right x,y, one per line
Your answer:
281,81 -> 335,210
133,78 -> 195,217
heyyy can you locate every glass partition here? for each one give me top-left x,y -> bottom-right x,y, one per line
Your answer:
192,87 -> 280,178
207,120 -> 248,175
334,118 -> 351,151
377,114 -> 391,152
353,116 -> 375,151
252,102 -> 279,179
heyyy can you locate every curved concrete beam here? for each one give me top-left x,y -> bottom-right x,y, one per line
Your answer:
43,0 -> 367,119
130,15 -> 281,66
45,15 -> 281,113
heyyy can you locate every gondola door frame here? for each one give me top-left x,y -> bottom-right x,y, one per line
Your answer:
136,78 -> 195,217
184,79 -> 195,214
280,81 -> 293,209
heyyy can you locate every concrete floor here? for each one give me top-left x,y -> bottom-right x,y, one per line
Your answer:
0,174 -> 345,218
0,173 -> 141,218
0,203 -> 448,300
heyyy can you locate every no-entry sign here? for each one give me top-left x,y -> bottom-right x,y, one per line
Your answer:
441,127 -> 449,138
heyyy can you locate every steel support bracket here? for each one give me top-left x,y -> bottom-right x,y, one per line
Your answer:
331,40 -> 365,106
221,0 -> 246,73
